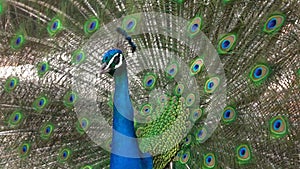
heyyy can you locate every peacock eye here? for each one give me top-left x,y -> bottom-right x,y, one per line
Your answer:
113,55 -> 120,64
33,96 -> 49,112
269,116 -> 288,138
236,144 -> 252,164
9,110 -> 23,126
179,150 -> 190,164
84,18 -> 99,34
19,142 -> 31,158
190,108 -> 202,122
222,106 -> 237,124
58,148 -> 72,163
204,153 -> 216,168
47,18 -> 62,36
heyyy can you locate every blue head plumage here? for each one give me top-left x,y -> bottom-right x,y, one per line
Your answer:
100,49 -> 124,75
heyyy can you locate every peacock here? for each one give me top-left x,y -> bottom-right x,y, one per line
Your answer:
0,0 -> 300,169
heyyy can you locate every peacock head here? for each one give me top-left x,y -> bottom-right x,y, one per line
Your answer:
100,49 -> 125,75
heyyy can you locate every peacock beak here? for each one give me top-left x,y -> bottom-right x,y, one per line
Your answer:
99,62 -> 111,74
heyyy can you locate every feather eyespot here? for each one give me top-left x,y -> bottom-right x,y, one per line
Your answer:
47,18 -> 62,36
236,144 -> 252,164
76,117 -> 90,134
63,91 -> 78,107
140,104 -> 152,116
9,110 -> 23,126
263,14 -> 285,34
185,93 -> 195,107
195,127 -> 207,143
5,77 -> 19,92
187,17 -> 202,37
72,50 -> 86,65
143,73 -> 157,90
40,123 -> 54,140
190,58 -> 204,75
204,77 -> 220,93
204,153 -> 216,168
179,150 -> 190,164
122,16 -> 138,32
19,142 -> 31,158
166,62 -> 179,79
222,106 -> 237,124
217,33 -> 237,54
174,84 -> 184,96
250,64 -> 270,85
33,96 -> 48,112
84,18 -> 99,34
269,116 -> 288,138
190,108 -> 202,122
37,62 -> 50,77
10,34 -> 25,49
58,148 -> 72,162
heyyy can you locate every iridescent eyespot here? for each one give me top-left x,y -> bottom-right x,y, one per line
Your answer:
203,153 -> 216,168
76,117 -> 90,134
195,127 -> 207,143
4,77 -> 19,92
269,116 -> 288,138
250,64 -> 270,84
174,84 -> 184,96
19,142 -> 31,158
263,14 -> 285,34
8,110 -> 23,126
72,50 -> 86,64
10,34 -> 25,50
217,33 -> 237,54
185,93 -> 195,107
140,104 -> 152,116
40,123 -> 54,140
174,150 -> 183,161
221,106 -> 237,124
179,150 -> 190,164
37,62 -> 50,77
58,148 -> 72,163
204,77 -> 220,93
47,18 -> 62,36
33,96 -> 49,112
187,17 -> 202,37
236,144 -> 252,164
190,58 -> 204,75
122,16 -> 139,32
143,73 -> 157,90
183,135 -> 192,146
158,94 -> 169,104
84,18 -> 99,34
166,62 -> 179,79
190,108 -> 202,122
63,91 -> 78,107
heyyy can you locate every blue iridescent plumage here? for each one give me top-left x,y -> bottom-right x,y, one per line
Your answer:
101,29 -> 153,169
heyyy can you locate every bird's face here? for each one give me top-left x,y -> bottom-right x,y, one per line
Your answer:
100,49 -> 124,75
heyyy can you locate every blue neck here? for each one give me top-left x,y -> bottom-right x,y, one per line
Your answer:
110,63 -> 153,169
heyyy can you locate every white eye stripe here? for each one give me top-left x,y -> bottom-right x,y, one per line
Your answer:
104,53 -> 120,70
115,54 -> 123,69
